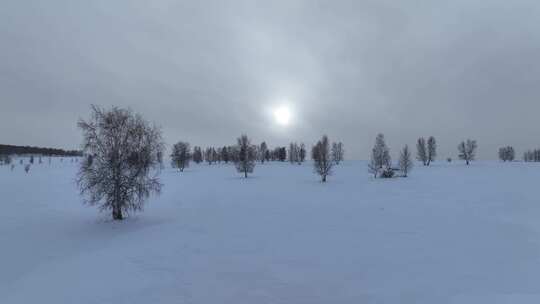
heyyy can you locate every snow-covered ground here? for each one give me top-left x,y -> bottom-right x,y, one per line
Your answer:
1,160 -> 540,303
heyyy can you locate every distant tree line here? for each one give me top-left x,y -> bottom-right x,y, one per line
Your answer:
0,144 -> 81,157
186,143 -> 307,166
523,149 -> 540,162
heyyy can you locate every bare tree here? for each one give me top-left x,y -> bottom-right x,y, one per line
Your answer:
312,135 -> 333,182
288,142 -> 299,164
299,143 -> 306,163
427,136 -> 436,166
331,142 -> 344,164
212,148 -> 219,163
399,145 -> 413,177
498,146 -> 515,162
218,146 -> 228,163
416,137 -> 427,166
0,154 -> 12,165
259,142 -> 268,163
156,151 -> 164,170
170,141 -> 191,172
77,105 -> 164,220
192,146 -> 203,164
234,134 -> 256,178
204,147 -> 214,164
368,133 -> 391,178
523,149 -> 540,162
458,139 -> 477,165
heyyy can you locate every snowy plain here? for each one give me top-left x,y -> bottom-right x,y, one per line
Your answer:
1,160 -> 540,304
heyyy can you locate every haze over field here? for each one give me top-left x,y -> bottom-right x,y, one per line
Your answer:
2,1 -> 540,158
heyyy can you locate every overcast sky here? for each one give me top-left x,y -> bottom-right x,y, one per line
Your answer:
2,0 -> 540,159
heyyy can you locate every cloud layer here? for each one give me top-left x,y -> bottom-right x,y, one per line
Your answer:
2,0 -> 540,159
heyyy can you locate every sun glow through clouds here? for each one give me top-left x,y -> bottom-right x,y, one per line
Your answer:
273,106 -> 292,126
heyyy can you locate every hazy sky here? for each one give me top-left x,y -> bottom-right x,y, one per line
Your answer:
2,0 -> 540,159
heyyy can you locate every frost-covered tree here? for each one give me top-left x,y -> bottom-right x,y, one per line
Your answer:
0,154 -> 11,165
170,141 -> 191,172
299,143 -> 306,163
259,142 -> 268,163
204,147 -> 214,164
156,151 -> 164,170
264,149 -> 271,162
192,146 -> 203,164
458,139 -> 477,165
220,146 -> 229,163
427,136 -> 436,166
278,147 -> 287,161
312,135 -> 333,182
212,148 -> 219,164
331,142 -> 344,164
76,105 -> 164,220
416,137 -> 427,166
288,142 -> 299,164
368,133 -> 391,178
523,150 -> 539,162
399,145 -> 413,177
498,146 -> 515,162
234,134 -> 256,178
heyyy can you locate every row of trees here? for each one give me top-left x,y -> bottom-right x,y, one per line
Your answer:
1,155 -> 77,166
523,149 -> 540,162
0,144 -> 82,157
75,106 -> 353,220
187,143 -> 303,166
170,136 -> 345,181
75,105 -> 491,221
367,135 -> 479,179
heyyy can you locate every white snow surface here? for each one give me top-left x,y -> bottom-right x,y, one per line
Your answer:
1,160 -> 540,303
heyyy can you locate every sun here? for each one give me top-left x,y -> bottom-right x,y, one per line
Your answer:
273,106 -> 291,126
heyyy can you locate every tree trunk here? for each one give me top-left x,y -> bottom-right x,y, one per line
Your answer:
112,205 -> 123,220
466,159 -> 470,165
322,175 -> 327,182
244,169 -> 248,178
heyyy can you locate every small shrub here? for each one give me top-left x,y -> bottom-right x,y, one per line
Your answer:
380,167 -> 395,178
